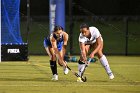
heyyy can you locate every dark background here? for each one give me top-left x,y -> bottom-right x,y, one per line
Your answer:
20,0 -> 140,16
19,0 -> 140,55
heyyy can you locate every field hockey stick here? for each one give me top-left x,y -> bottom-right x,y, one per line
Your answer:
67,65 -> 87,82
80,58 -> 92,80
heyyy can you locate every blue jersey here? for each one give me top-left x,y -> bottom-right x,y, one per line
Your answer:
44,33 -> 64,51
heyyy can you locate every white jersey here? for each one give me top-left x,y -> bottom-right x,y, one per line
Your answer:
79,26 -> 103,44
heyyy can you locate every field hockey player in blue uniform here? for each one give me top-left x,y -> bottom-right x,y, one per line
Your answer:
44,25 -> 69,81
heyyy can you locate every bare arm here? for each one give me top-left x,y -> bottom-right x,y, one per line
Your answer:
63,32 -> 69,56
90,36 -> 102,58
50,36 -> 66,67
79,42 -> 87,62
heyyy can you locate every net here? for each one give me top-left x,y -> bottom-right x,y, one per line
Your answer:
1,0 -> 23,44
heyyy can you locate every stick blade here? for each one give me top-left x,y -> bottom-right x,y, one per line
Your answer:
81,76 -> 87,82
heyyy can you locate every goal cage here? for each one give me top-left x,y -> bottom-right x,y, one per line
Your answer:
1,0 -> 28,61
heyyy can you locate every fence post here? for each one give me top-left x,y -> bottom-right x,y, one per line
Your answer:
69,0 -> 74,55
27,0 -> 30,44
124,17 -> 128,56
0,0 -> 1,62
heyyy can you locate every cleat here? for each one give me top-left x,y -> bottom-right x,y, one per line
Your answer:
108,73 -> 114,80
64,67 -> 69,75
77,77 -> 83,82
51,74 -> 58,81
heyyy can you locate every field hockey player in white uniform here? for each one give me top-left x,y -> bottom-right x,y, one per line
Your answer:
78,23 -> 114,82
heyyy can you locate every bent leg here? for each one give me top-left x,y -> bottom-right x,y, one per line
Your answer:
96,42 -> 114,79
78,45 -> 90,77
45,47 -> 58,76
58,50 -> 65,66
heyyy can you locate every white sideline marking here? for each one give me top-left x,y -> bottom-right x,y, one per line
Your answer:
29,63 -> 92,74
112,65 -> 140,67
28,61 -> 140,67
0,84 -> 139,87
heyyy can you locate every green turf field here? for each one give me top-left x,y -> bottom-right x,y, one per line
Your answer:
0,56 -> 140,93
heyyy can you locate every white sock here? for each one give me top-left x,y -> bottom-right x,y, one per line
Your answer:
78,64 -> 86,77
100,55 -> 112,75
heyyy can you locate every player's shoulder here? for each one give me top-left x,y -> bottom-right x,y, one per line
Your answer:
63,31 -> 69,37
79,33 -> 84,39
89,26 -> 99,31
63,31 -> 68,35
49,34 -> 54,39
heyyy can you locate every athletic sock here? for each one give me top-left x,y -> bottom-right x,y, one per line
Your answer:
50,60 -> 58,75
78,60 -> 86,77
100,55 -> 112,75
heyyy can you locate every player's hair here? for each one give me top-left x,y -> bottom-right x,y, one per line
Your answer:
54,25 -> 63,32
80,23 -> 89,30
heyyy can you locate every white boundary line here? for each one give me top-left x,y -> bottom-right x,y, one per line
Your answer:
0,84 -> 139,87
28,61 -> 140,66
30,63 -> 92,75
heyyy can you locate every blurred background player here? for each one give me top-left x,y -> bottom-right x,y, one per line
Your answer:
44,25 -> 69,81
78,23 -> 114,80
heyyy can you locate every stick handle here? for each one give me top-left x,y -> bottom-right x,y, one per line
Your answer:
86,58 -> 92,66
67,65 -> 80,77
88,58 -> 92,62
67,65 -> 71,70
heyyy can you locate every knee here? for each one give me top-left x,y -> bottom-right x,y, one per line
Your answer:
97,51 -> 103,58
50,54 -> 56,61
79,56 -> 85,62
58,60 -> 63,66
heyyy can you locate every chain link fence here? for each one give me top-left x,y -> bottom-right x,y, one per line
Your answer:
20,16 -> 140,55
